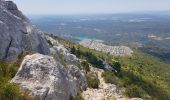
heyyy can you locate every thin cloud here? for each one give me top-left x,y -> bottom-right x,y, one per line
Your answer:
12,0 -> 170,15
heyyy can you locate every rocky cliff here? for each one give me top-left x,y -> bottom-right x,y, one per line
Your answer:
0,0 -> 49,61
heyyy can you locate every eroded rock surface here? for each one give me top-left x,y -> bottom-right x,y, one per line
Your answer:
79,40 -> 133,56
12,53 -> 87,100
46,35 -> 78,66
0,0 -> 49,61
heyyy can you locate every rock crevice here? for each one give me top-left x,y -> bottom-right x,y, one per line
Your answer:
4,36 -> 13,59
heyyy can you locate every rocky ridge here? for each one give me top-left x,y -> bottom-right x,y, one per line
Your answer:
79,40 -> 133,56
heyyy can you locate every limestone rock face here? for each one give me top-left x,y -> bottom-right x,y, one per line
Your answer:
0,0 -> 49,61
46,35 -> 78,66
79,40 -> 133,56
67,65 -> 87,90
12,53 -> 87,100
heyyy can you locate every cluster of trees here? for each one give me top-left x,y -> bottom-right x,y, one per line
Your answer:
71,47 -> 104,69
71,46 -> 122,75
109,61 -> 121,76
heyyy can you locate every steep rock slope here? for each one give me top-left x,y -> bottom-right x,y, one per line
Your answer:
0,0 -> 49,61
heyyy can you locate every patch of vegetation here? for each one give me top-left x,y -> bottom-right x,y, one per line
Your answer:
53,35 -> 170,100
17,51 -> 34,64
80,61 -> 90,72
101,71 -> 118,85
76,60 -> 90,73
0,51 -> 32,100
87,72 -> 100,89
124,84 -> 146,98
0,78 -> 32,100
47,40 -> 53,47
0,61 -> 18,79
109,61 -> 121,76
60,54 -> 67,67
70,92 -> 84,100
118,52 -> 170,99
58,50 -> 67,67
71,46 -> 104,69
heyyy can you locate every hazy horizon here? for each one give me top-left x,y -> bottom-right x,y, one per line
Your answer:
12,0 -> 170,15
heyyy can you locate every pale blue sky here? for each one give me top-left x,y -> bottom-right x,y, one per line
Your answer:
12,0 -> 170,15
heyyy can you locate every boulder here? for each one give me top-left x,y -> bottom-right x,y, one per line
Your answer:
12,53 -> 87,100
67,65 -> 87,90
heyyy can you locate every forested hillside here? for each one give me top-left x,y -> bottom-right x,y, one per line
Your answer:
51,35 -> 170,100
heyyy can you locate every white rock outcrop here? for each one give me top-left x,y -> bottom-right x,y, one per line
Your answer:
0,0 -> 49,61
79,40 -> 133,56
12,53 -> 87,100
46,35 -> 78,66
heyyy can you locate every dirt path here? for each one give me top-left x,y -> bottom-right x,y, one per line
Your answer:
82,67 -> 143,100
82,67 -> 124,100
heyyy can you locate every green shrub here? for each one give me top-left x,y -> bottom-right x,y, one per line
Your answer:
110,61 -> 121,74
81,61 -> 90,72
47,40 -> 53,46
87,73 -> 100,89
102,71 -> 118,85
17,51 -> 33,64
70,92 -> 84,100
0,80 -> 32,100
0,61 -> 19,79
0,82 -> 20,100
0,52 -> 32,100
70,46 -> 76,55
58,50 -> 67,67
60,55 -> 67,67
124,85 -> 146,98
70,47 -> 105,69
86,53 -> 104,69
8,65 -> 18,78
